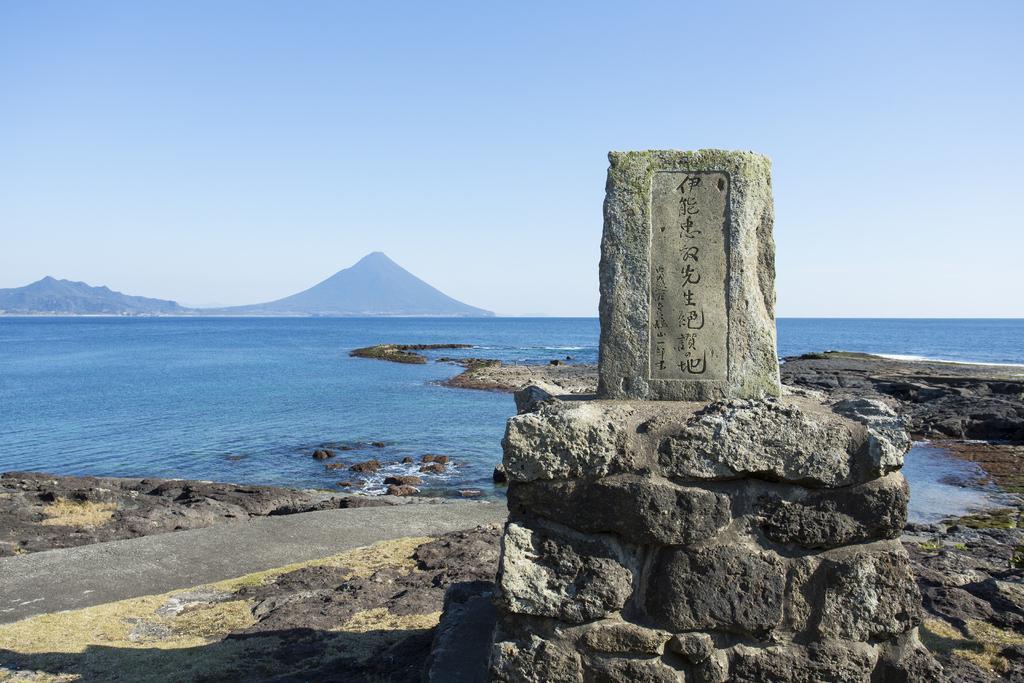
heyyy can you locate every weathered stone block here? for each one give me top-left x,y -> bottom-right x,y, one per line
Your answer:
502,401 -> 645,482
645,544 -> 786,636
496,522 -> 634,625
580,622 -> 670,656
874,631 -> 945,682
757,472 -> 909,548
581,655 -> 682,683
833,397 -> 912,473
728,641 -> 879,683
598,149 -> 779,401
491,635 -> 583,683
658,397 -> 907,487
815,545 -> 921,641
508,475 -> 730,546
667,632 -> 715,662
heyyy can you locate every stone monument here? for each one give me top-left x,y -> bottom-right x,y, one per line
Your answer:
489,150 -> 938,681
599,150 -> 779,401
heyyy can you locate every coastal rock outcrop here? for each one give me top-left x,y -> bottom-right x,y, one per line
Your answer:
782,352 -> 1024,442
0,472 -> 396,556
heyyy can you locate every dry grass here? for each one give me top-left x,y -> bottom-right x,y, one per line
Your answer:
38,499 -> 116,528
0,535 -> 436,682
213,535 -> 429,591
168,600 -> 256,640
342,607 -> 441,634
921,617 -> 1024,674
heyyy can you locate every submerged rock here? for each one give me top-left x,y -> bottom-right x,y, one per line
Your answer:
386,484 -> 419,497
384,475 -> 422,487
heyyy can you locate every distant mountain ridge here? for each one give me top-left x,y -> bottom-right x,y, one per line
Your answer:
0,277 -> 186,315
219,252 -> 492,316
0,253 -> 493,317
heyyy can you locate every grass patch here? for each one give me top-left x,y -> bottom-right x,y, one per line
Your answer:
918,540 -> 942,552
39,499 -> 116,528
216,535 -> 428,591
921,617 -> 1024,674
0,535 -> 436,682
171,600 -> 255,639
342,607 -> 441,634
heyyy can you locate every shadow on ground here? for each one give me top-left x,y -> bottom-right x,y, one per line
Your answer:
1,625 -> 432,682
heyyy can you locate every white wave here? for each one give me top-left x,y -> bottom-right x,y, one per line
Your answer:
357,459 -> 454,496
875,353 -> 1024,368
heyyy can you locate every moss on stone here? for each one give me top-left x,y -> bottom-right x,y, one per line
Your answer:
947,508 -> 1021,529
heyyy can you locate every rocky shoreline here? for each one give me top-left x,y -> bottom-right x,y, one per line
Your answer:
0,471 -> 452,557
442,359 -> 596,393
780,351 -> 1024,441
5,350 -> 1024,679
0,526 -> 504,682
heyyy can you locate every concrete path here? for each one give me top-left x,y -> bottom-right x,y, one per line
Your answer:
0,501 -> 507,625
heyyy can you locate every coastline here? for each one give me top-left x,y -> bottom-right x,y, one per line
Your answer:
0,471 -> 474,557
4,348 -> 1024,680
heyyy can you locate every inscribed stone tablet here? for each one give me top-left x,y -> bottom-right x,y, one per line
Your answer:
649,171 -> 728,382
598,149 -> 780,401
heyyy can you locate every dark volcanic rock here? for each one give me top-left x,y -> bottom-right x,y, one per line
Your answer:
228,525 -> 502,682
904,522 -> 1024,680
424,581 -> 497,683
645,544 -> 787,637
413,525 -> 503,587
238,526 -> 501,634
781,352 -> 1024,441
349,459 -> 381,473
0,471 -> 393,556
508,475 -> 731,546
384,476 -> 422,487
757,472 -> 909,548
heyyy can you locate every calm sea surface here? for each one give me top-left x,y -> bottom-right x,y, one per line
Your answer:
1,317 -> 1021,519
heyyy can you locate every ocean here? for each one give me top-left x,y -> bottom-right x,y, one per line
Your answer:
1,317 -> 1021,519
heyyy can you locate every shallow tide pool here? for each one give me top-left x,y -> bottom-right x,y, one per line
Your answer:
904,441 -> 1010,524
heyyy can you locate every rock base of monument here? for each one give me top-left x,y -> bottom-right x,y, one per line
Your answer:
489,388 -> 941,682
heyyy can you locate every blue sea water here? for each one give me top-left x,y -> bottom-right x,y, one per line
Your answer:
0,317 -> 1021,511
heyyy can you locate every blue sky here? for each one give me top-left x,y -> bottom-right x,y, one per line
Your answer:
1,2 -> 1021,316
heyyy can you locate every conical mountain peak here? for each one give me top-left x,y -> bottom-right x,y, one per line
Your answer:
223,252 -> 493,317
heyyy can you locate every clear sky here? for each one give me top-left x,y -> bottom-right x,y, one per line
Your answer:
2,2 -> 1021,316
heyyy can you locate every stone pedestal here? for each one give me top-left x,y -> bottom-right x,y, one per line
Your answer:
489,391 -> 937,682
489,149 -> 937,681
